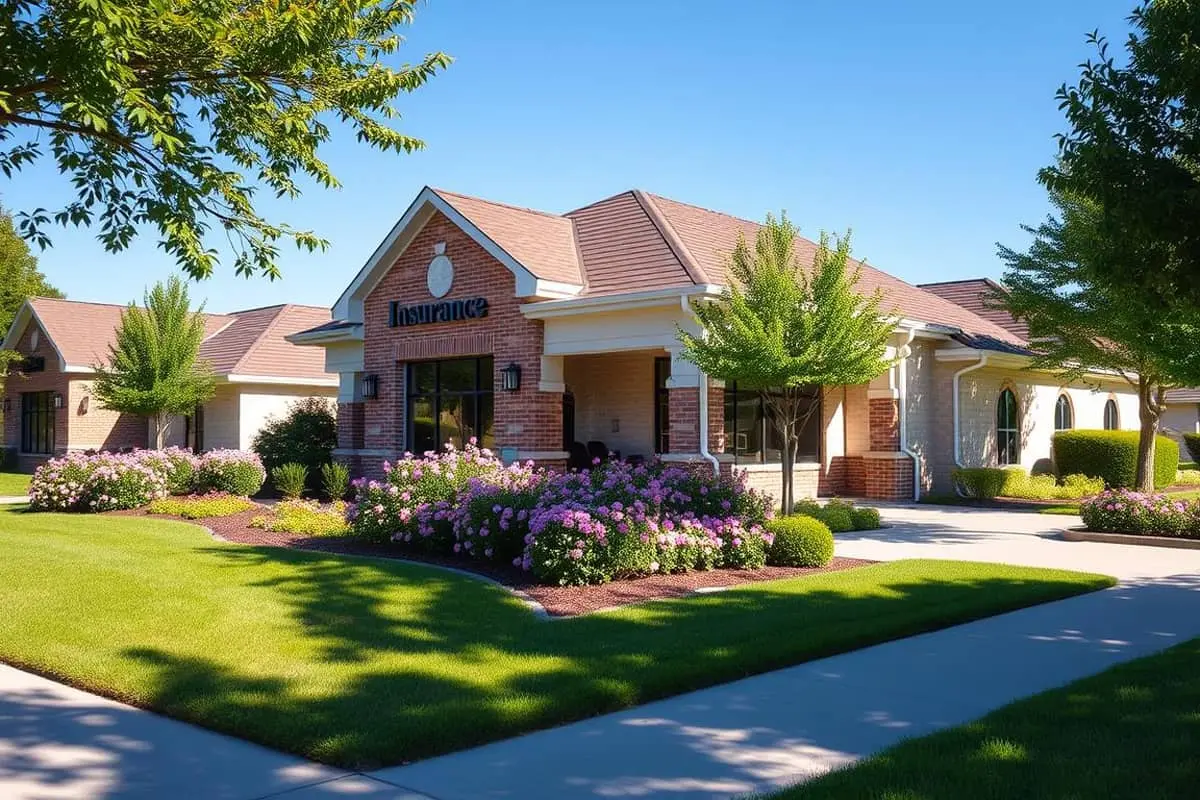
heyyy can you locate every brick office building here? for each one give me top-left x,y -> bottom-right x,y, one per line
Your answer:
291,187 -> 1142,502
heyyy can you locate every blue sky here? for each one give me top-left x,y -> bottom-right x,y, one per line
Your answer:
2,0 -> 1134,312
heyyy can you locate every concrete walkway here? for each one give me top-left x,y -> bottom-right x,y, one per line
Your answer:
0,496 -> 29,505
3,505 -> 1199,798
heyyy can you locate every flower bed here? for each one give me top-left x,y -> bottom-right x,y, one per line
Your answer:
146,493 -> 256,519
251,499 -> 350,536
1079,489 -> 1200,539
29,447 -> 264,512
348,441 -> 783,586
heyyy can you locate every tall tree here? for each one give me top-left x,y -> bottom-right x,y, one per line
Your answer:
997,189 -> 1200,490
1,205 -> 62,382
1044,0 -> 1200,307
93,277 -> 215,448
0,1 -> 449,280
678,215 -> 897,513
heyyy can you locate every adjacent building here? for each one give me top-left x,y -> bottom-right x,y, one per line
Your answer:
2,298 -> 336,471
290,186 -> 1143,502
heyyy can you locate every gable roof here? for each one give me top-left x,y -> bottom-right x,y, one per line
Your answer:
6,297 -> 333,382
918,278 -> 1031,341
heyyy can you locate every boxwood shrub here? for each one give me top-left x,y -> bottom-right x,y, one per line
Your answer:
1183,433 -> 1200,465
1053,430 -> 1178,489
766,516 -> 834,567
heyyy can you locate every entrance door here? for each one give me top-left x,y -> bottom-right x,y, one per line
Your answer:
562,392 -> 576,450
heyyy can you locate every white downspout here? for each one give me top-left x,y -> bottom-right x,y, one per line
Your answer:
698,371 -> 720,477
953,353 -> 989,468
897,326 -> 921,502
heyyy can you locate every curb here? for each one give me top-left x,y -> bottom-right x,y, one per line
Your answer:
1061,527 -> 1200,550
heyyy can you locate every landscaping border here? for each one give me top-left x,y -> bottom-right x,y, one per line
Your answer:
1061,527 -> 1200,550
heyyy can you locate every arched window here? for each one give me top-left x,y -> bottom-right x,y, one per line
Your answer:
1103,398 -> 1119,430
997,388 -> 1020,466
1054,393 -> 1073,431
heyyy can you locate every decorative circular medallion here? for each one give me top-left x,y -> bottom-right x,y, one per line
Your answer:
427,242 -> 454,298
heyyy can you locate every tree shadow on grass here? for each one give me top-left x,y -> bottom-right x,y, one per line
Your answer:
112,546 -> 1117,770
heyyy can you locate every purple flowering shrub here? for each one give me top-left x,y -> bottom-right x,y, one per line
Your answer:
451,468 -> 542,561
1080,489 -> 1199,538
196,449 -> 266,496
30,451 -> 169,512
348,442 -> 512,546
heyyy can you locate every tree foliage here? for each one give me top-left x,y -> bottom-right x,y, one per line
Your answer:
996,189 -> 1200,490
678,215 -> 897,512
93,276 -> 215,448
1043,0 -> 1200,307
1,205 -> 61,380
0,0 -> 449,280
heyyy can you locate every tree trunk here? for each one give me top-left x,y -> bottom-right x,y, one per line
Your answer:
154,412 -> 169,450
1135,378 -> 1160,492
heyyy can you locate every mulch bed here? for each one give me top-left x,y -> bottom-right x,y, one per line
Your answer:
112,504 -> 875,618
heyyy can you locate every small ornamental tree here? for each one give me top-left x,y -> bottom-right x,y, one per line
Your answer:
678,214 -> 897,513
93,277 -> 215,448
997,189 -> 1200,491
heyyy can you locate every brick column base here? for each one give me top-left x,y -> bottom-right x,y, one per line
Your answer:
863,453 -> 914,501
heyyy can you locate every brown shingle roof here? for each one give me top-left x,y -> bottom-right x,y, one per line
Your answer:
919,278 -> 1031,341
22,297 -> 331,381
432,189 -> 584,285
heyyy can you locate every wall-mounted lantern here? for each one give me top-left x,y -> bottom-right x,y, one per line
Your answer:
52,392 -> 64,410
500,362 -> 522,392
361,374 -> 379,400
79,395 -> 90,415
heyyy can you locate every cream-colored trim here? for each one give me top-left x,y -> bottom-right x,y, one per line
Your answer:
515,450 -> 569,461
862,450 -> 913,460
286,324 -> 363,346
2,302 -> 73,373
521,284 -> 725,319
732,462 -> 820,473
867,388 -> 899,400
224,374 -> 339,387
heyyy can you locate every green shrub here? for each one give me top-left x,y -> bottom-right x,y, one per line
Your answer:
1183,433 -> 1200,465
851,506 -> 882,530
951,467 -> 1012,499
147,493 -> 256,519
250,500 -> 350,536
251,397 -> 336,494
271,463 -> 308,500
766,516 -> 834,567
821,507 -> 854,533
136,447 -> 197,495
196,450 -> 266,496
1053,430 -> 1178,489
320,462 -> 351,501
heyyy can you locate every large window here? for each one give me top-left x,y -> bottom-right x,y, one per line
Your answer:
1103,398 -> 1119,430
723,384 -> 821,464
996,388 -> 1019,466
406,357 -> 494,454
21,391 -> 55,454
654,357 -> 671,454
1054,393 -> 1073,431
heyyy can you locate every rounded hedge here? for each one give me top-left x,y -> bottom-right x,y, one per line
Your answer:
1183,432 -> 1200,465
766,515 -> 834,567
1052,430 -> 1178,489
851,506 -> 882,531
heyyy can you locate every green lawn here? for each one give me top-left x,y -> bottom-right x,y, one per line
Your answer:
771,637 -> 1200,800
0,471 -> 31,497
0,507 -> 1113,769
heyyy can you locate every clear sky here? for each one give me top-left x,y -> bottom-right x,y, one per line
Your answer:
1,0 -> 1135,313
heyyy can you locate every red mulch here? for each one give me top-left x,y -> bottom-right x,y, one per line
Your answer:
112,505 -> 876,618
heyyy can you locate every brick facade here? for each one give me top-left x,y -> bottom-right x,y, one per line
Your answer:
863,454 -> 914,500
868,397 -> 900,451
2,322 -> 147,472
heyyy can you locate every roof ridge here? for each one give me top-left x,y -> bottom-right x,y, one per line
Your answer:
918,277 -> 1005,289
564,189 -> 639,216
228,304 -> 289,375
634,190 -> 709,285
431,187 -> 565,220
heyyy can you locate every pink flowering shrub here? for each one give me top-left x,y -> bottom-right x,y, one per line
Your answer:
450,466 -> 542,562
134,446 -> 198,495
1080,489 -> 1199,538
196,449 -> 266,496
29,450 -> 169,512
348,441 -> 511,547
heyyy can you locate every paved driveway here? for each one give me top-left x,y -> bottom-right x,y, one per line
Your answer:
837,503 -> 1200,579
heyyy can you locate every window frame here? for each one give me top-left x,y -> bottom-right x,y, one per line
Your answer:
723,383 -> 822,465
1053,392 -> 1074,432
653,357 -> 671,454
1103,398 -> 1119,430
20,391 -> 55,455
996,387 -> 1020,466
405,356 -> 494,454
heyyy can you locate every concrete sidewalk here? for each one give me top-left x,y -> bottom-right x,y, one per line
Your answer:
369,573 -> 1200,799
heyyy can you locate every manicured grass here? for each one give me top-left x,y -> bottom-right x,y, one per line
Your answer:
0,507 -> 1114,769
0,471 -> 31,497
771,637 -> 1200,799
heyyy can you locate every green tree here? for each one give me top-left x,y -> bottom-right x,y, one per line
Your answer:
678,215 -> 897,513
1,205 -> 62,383
94,277 -> 216,448
997,189 -> 1200,491
1043,0 -> 1200,307
0,1 -> 449,280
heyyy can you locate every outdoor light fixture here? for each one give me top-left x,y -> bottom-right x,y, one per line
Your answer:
79,395 -> 90,415
361,374 -> 379,400
500,362 -> 521,391
52,392 -> 64,410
